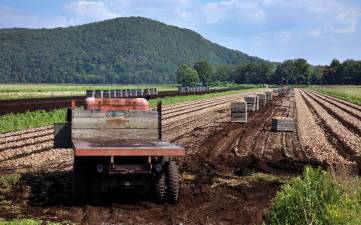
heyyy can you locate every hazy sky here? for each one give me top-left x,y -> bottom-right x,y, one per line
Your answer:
0,0 -> 360,65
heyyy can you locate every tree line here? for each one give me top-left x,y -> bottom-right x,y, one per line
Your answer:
176,58 -> 361,86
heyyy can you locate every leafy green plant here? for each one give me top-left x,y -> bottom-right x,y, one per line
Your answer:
265,167 -> 361,225
0,109 -> 66,133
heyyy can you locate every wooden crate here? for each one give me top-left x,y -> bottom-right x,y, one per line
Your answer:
231,101 -> 247,112
231,112 -> 247,123
231,101 -> 247,122
245,96 -> 256,111
255,95 -> 259,110
257,93 -> 266,106
271,117 -> 295,132
265,91 -> 273,102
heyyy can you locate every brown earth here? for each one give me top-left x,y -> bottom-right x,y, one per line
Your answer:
0,88 -> 360,224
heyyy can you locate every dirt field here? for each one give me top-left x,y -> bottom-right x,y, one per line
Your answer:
0,88 -> 360,224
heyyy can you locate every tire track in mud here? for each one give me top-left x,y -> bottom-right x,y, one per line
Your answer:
300,89 -> 361,172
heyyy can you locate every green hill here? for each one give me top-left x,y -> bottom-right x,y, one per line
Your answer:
0,17 -> 265,84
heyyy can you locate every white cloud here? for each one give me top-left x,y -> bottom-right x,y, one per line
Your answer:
300,0 -> 361,35
202,0 -> 266,25
64,0 -> 119,25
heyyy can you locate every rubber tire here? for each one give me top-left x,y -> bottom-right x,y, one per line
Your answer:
154,172 -> 166,203
73,158 -> 88,204
89,174 -> 102,205
165,161 -> 179,204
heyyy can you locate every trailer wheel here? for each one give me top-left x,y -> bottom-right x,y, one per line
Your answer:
89,174 -> 102,204
154,173 -> 166,203
165,160 -> 179,204
73,158 -> 88,204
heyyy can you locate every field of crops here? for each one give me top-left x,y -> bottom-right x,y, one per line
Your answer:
0,85 -> 360,224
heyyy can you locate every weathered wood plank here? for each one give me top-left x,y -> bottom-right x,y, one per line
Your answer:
73,110 -> 107,118
73,110 -> 158,118
72,117 -> 158,129
72,128 -> 159,140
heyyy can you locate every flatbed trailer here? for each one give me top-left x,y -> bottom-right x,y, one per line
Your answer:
54,96 -> 185,204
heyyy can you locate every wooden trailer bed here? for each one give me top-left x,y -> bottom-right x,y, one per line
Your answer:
72,139 -> 185,156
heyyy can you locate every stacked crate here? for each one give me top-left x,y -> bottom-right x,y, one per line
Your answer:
231,101 -> 247,123
265,91 -> 273,102
255,95 -> 260,110
86,89 -> 158,98
271,117 -> 295,132
281,86 -> 288,95
257,93 -> 266,107
244,95 -> 257,112
273,88 -> 281,96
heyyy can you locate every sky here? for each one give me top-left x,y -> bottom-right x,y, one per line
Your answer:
0,0 -> 360,65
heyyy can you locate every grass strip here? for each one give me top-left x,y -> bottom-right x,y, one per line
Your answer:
308,86 -> 361,105
0,109 -> 66,134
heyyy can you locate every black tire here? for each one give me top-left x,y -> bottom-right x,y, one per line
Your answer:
73,158 -> 88,204
89,174 -> 102,205
154,172 -> 166,203
165,160 -> 179,204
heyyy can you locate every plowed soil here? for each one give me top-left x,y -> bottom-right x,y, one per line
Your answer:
0,88 -> 359,224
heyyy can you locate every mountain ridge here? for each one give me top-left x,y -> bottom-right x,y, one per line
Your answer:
0,16 -> 266,83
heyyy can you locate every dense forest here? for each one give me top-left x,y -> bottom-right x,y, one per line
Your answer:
0,17 -> 265,84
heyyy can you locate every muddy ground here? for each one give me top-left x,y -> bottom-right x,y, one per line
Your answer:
1,89 -> 351,225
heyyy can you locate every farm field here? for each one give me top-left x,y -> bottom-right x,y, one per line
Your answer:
0,87 -> 360,224
308,85 -> 361,105
0,88 -> 260,134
